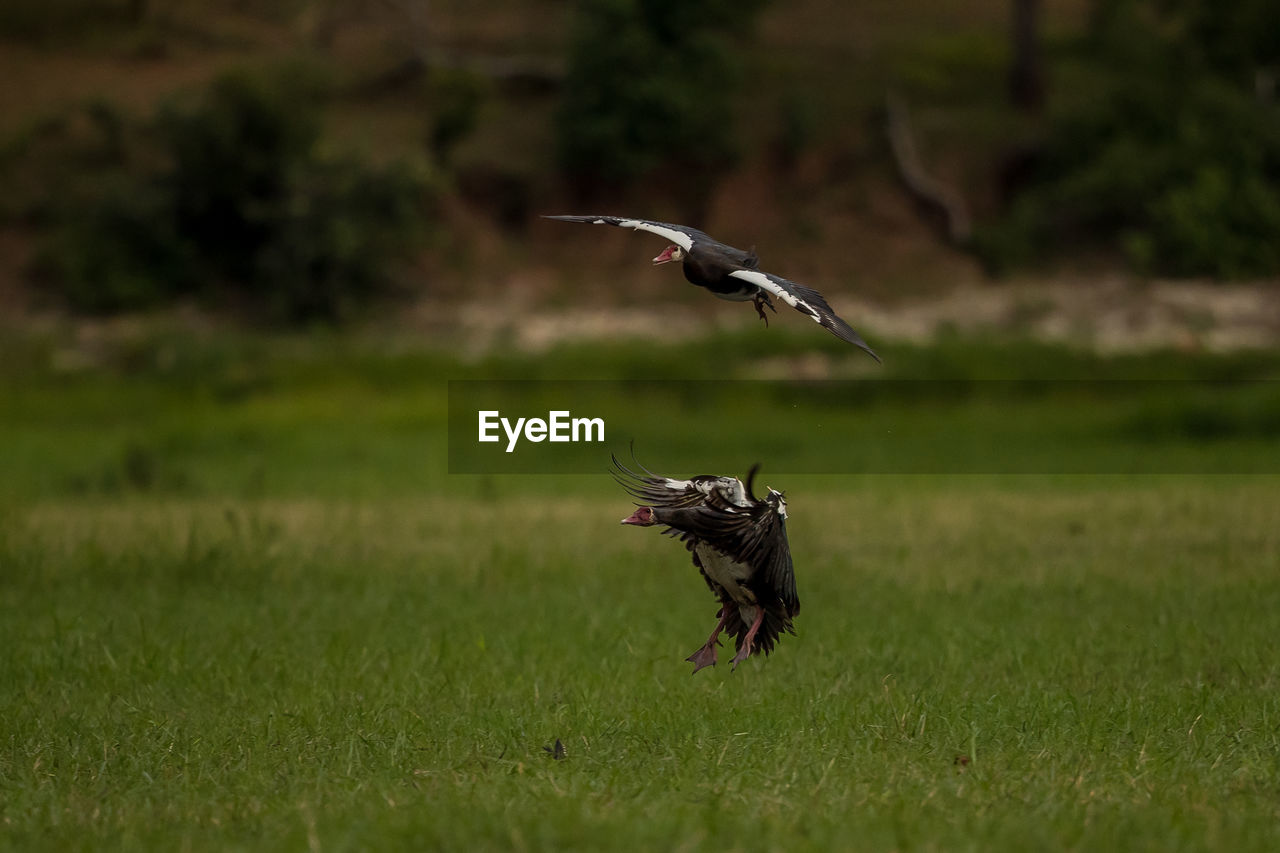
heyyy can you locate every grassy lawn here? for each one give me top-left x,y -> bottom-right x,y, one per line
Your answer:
2,333 -> 1279,850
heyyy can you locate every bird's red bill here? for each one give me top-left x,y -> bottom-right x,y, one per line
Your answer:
652,245 -> 678,265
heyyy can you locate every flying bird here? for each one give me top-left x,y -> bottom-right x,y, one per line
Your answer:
544,215 -> 880,361
614,455 -> 800,673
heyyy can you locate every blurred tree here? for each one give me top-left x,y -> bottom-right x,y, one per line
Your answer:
1091,0 -> 1280,85
160,70 -> 323,288
426,68 -> 486,167
555,0 -> 769,214
978,0 -> 1280,279
1009,0 -> 1045,111
0,0 -> 140,41
35,67 -> 435,322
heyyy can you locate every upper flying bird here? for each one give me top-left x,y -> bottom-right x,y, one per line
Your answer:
615,455 -> 800,673
544,215 -> 880,361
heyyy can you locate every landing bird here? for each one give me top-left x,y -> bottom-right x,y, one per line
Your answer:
614,455 -> 800,673
544,215 -> 880,362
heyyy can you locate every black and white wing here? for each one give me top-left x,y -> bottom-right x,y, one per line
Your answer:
728,268 -> 880,362
757,494 -> 799,614
653,495 -> 799,615
615,456 -> 798,613
612,455 -> 749,511
543,215 -> 711,254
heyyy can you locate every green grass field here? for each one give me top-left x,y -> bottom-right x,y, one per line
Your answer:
3,332 -> 1279,851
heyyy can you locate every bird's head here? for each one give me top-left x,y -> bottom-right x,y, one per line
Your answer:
652,245 -> 685,265
621,506 -> 657,526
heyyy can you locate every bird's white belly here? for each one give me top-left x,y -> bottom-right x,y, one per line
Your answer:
695,544 -> 756,605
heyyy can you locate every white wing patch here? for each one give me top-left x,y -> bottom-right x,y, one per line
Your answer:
728,269 -> 821,324
690,476 -> 749,508
619,219 -> 695,251
721,478 -> 750,508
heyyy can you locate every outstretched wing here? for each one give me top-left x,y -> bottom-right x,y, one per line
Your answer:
760,508 -> 799,615
728,268 -> 880,362
657,500 -> 799,615
614,455 -> 799,614
543,215 -> 711,253
611,455 -> 749,510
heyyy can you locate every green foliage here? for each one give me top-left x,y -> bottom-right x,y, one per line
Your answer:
41,178 -> 195,312
1091,0 -> 1280,83
33,67 -> 435,322
769,91 -> 819,169
426,68 -> 487,167
555,0 -> 769,194
252,155 -> 433,322
0,0 -> 141,42
982,0 -> 1280,279
0,99 -> 131,225
158,70 -> 327,286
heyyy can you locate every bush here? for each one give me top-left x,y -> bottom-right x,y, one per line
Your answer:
251,156 -> 432,322
40,178 -> 195,312
35,66 -> 435,322
555,0 -> 768,196
426,69 -> 486,167
158,69 -> 327,288
980,0 -> 1280,279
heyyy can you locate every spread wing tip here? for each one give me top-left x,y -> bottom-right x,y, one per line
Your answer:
610,451 -> 675,500
831,325 -> 881,362
732,269 -> 882,362
609,452 -> 646,488
543,214 -> 625,225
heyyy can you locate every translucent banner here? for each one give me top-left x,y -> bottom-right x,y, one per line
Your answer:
448,379 -> 1280,475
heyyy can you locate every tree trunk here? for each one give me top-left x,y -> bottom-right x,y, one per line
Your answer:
884,92 -> 972,246
1009,0 -> 1045,111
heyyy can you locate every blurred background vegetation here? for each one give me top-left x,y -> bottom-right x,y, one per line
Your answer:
0,0 -> 1277,331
